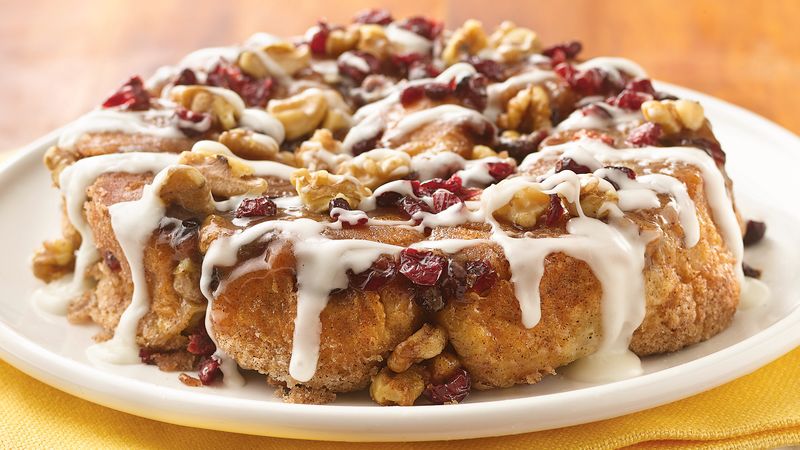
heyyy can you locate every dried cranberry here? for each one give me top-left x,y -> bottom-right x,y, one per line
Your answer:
139,348 -> 156,365
605,166 -> 637,180
338,51 -> 381,84
398,16 -> 442,40
352,8 -> 393,25
626,79 -> 656,95
391,53 -> 439,79
496,131 -> 547,162
174,68 -> 198,86
176,107 -> 211,137
235,197 -> 277,218
349,256 -> 397,290
743,262 -> 762,279
486,162 -> 515,182
743,220 -> 766,246
103,250 -> 121,272
328,197 -> 352,217
187,326 -> 216,356
454,74 -> 488,111
400,85 -> 425,107
207,62 -> 273,107
351,131 -> 382,156
198,357 -> 222,385
581,104 -> 613,118
237,77 -> 273,108
423,82 -> 451,100
399,196 -> 432,218
376,191 -> 403,207
424,368 -> 471,404
441,259 -> 468,301
554,63 -> 605,96
555,157 -> 592,174
466,56 -> 505,82
542,41 -> 583,63
608,90 -> 652,110
626,122 -> 663,147
399,248 -> 446,286
308,22 -> 330,56
465,260 -> 497,294
679,138 -> 726,166
101,76 -> 150,110
413,285 -> 445,312
415,176 -> 460,197
544,194 -> 564,226
432,189 -> 463,213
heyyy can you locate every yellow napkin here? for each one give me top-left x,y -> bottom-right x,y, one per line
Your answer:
0,346 -> 798,449
2,147 -> 798,448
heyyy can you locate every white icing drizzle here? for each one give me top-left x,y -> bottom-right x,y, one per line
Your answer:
342,64 -> 478,154
481,172 -> 655,377
522,139 -> 743,282
35,153 -> 179,315
556,103 -> 643,132
382,104 -> 494,143
576,57 -> 647,84
338,52 -> 371,73
58,109 -> 184,149
385,24 -> 433,54
86,166 -> 178,364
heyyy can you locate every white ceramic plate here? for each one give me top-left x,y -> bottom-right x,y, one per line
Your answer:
1,82 -> 799,442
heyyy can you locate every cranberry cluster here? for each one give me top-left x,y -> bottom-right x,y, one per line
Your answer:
344,249 -> 497,312
101,76 -> 151,111
400,74 -> 488,111
398,248 -> 498,312
542,40 -> 583,64
205,62 -> 274,107
424,367 -> 471,404
607,78 -> 657,110
235,197 -> 277,218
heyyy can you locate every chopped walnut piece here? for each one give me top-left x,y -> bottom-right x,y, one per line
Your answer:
336,149 -> 411,189
170,86 -> 239,130
471,145 -> 498,159
173,259 -> 205,305
268,89 -> 327,140
494,185 -> 551,228
268,88 -> 352,140
43,146 -> 78,187
199,215 -> 235,254
356,24 -> 390,59
179,373 -> 203,387
219,128 -> 280,161
290,168 -> 372,213
157,166 -> 215,215
295,129 -> 352,171
641,99 -> 705,134
497,85 -> 552,132
370,366 -> 426,406
564,176 -> 619,219
442,19 -> 488,66
428,351 -> 463,384
239,42 -> 311,78
178,144 -> 268,197
387,324 -> 448,373
32,238 -> 77,282
326,25 -> 360,56
488,21 -> 541,63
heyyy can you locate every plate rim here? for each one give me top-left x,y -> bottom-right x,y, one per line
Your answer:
1,81 -> 799,442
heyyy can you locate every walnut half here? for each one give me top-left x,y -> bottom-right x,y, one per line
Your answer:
290,168 -> 372,213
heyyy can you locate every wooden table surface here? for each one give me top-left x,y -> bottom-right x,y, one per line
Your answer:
1,0 -> 798,151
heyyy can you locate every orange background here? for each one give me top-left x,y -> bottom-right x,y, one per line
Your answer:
2,0 -> 799,149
